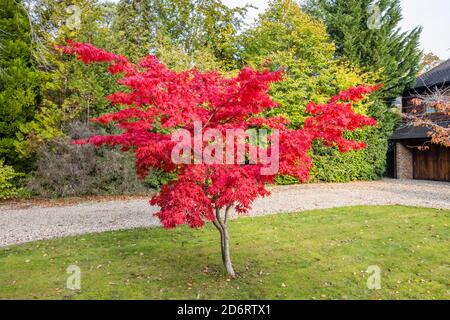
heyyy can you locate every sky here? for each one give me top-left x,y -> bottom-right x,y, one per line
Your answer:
223,0 -> 450,60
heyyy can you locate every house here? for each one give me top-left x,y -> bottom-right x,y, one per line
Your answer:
387,59 -> 450,182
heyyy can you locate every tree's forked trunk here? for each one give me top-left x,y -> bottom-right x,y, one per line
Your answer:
213,206 -> 236,278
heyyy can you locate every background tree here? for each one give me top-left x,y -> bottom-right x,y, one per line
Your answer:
241,0 -> 396,182
1,0 -> 416,198
419,52 -> 442,75
27,0 -> 121,122
0,0 -> 47,170
241,0 -> 361,127
27,0 -> 244,124
112,0 -> 248,70
152,34 -> 228,73
405,88 -> 450,147
61,41 -> 378,276
9,0 -> 244,198
304,0 -> 422,98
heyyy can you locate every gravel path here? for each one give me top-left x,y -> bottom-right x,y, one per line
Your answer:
1,179 -> 449,247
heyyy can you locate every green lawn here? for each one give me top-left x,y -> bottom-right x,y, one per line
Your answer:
0,205 -> 448,300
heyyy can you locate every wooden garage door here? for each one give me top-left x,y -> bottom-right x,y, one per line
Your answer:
414,145 -> 450,182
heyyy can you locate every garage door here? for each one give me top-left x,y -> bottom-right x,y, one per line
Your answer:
414,145 -> 450,182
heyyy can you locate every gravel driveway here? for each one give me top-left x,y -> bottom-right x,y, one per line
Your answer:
1,179 -> 449,247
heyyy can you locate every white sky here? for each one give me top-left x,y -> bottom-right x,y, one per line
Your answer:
224,0 -> 450,60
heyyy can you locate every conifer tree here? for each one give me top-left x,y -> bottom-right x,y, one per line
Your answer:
0,0 -> 42,168
304,0 -> 422,97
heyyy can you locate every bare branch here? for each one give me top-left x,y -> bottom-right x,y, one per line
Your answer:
402,86 -> 450,147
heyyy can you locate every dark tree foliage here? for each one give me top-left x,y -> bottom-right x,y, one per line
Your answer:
304,0 -> 422,98
0,0 -> 43,169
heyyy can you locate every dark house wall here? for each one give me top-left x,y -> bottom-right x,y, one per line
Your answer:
388,60 -> 450,181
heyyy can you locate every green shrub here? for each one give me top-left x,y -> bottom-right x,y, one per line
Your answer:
0,160 -> 23,199
144,168 -> 177,191
310,129 -> 386,182
276,101 -> 398,184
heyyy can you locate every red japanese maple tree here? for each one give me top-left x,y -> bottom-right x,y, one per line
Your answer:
61,41 -> 378,277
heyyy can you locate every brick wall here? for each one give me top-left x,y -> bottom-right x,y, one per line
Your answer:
395,142 -> 413,179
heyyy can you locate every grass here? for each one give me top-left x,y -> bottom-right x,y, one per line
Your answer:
0,205 -> 448,300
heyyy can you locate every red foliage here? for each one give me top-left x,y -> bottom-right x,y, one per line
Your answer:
60,41 -> 378,229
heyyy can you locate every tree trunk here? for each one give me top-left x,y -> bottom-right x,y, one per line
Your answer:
213,206 -> 236,278
221,222 -> 235,277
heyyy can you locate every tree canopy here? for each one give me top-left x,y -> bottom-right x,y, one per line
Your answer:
0,0 -> 43,168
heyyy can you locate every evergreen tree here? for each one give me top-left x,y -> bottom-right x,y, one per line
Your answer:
304,0 -> 422,98
0,0 -> 43,168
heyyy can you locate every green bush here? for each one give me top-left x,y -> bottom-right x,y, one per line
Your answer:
276,101 -> 398,184
310,128 -> 389,182
0,160 -> 23,199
